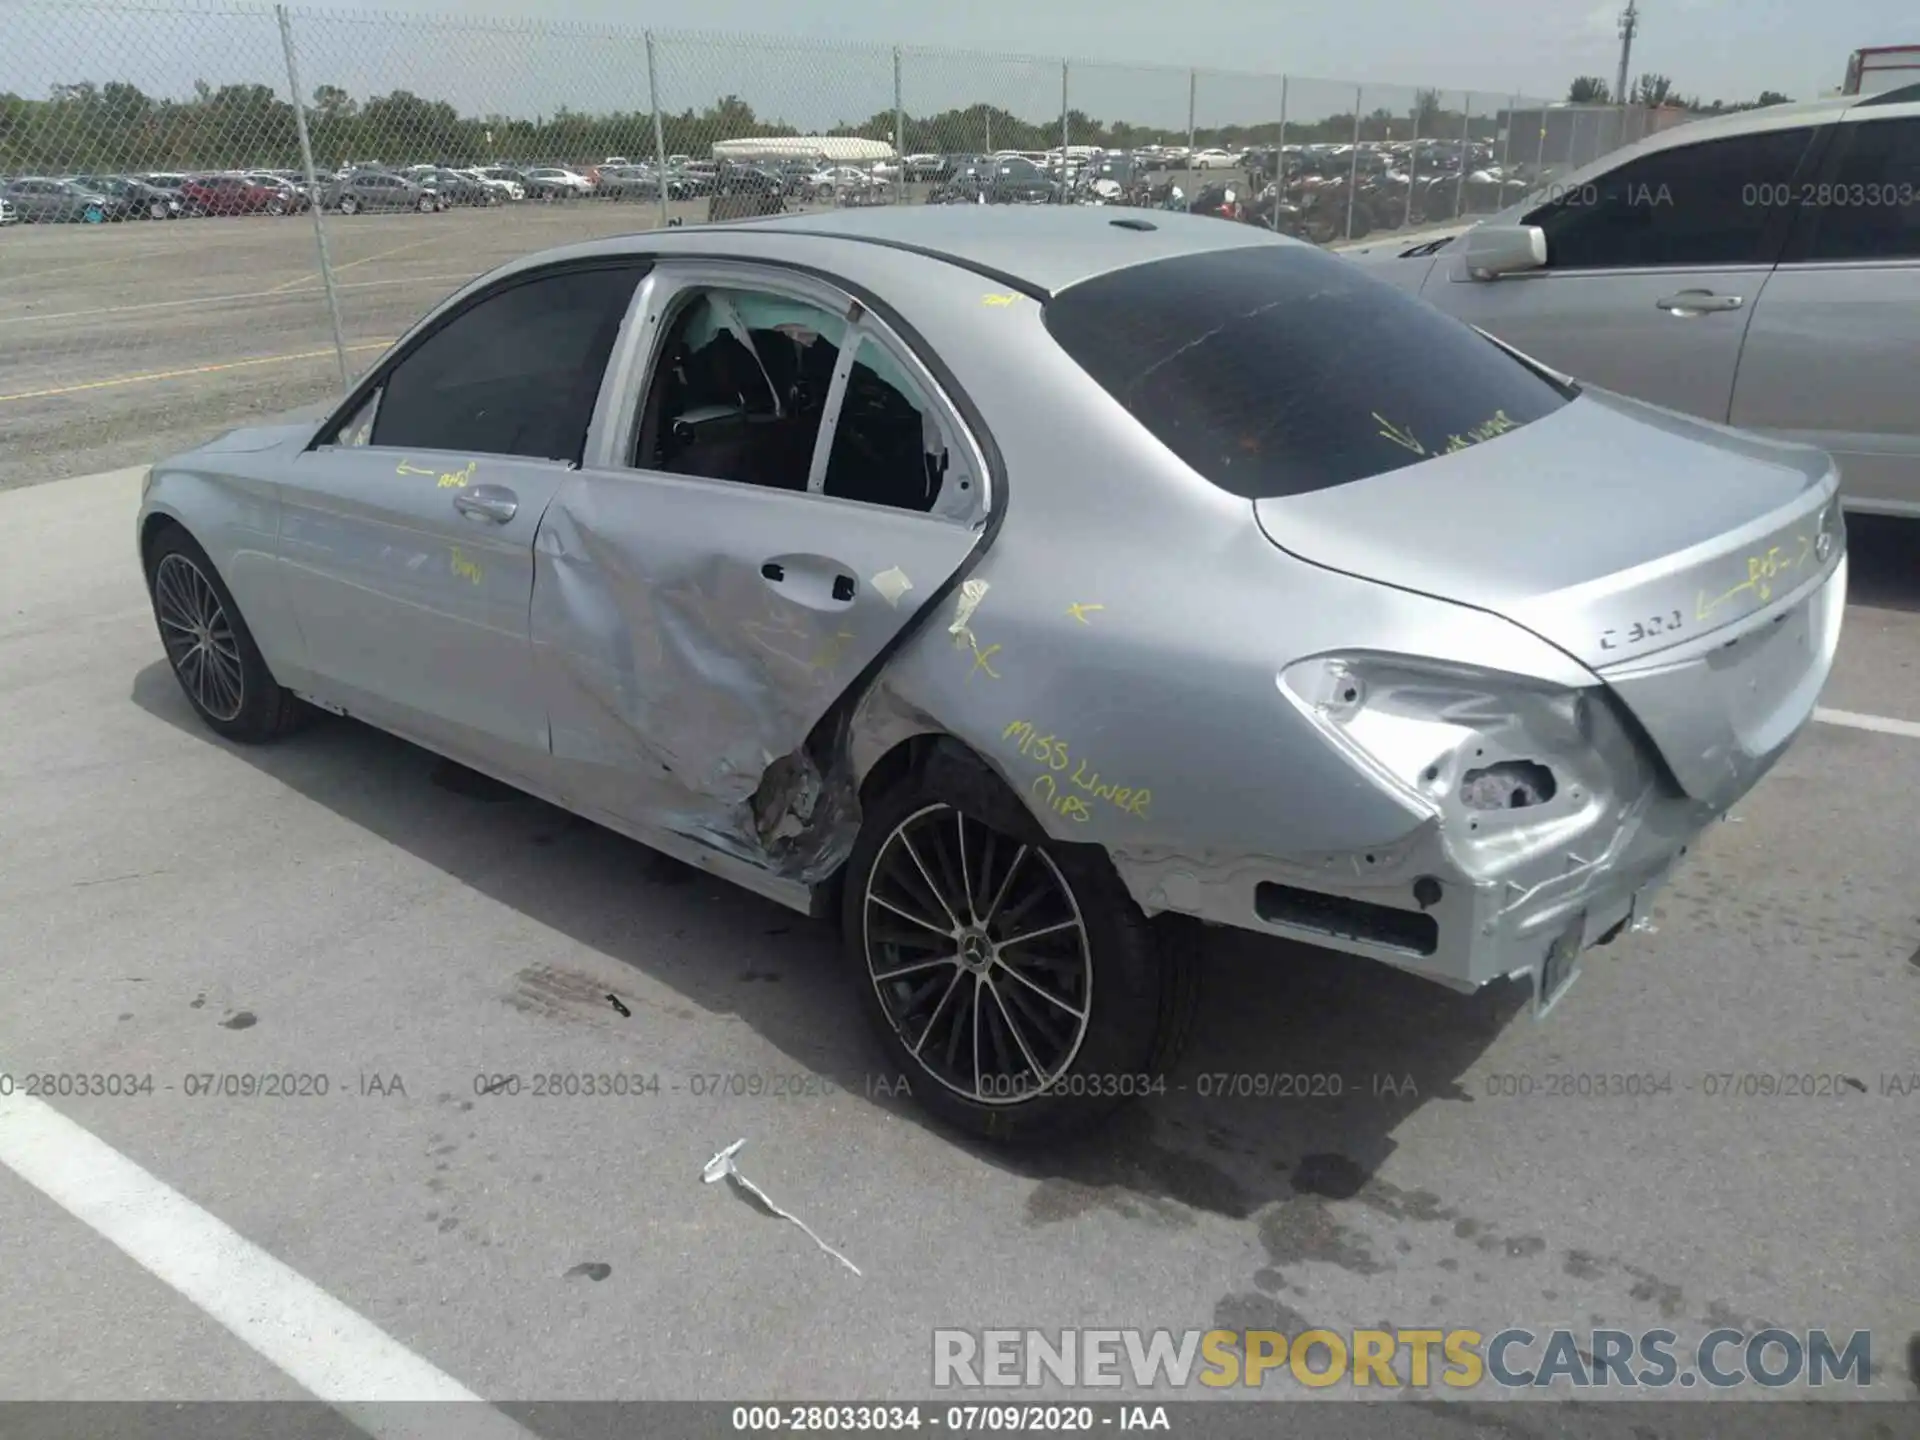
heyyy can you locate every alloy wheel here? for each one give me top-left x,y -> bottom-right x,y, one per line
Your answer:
153,553 -> 245,722
863,803 -> 1094,1106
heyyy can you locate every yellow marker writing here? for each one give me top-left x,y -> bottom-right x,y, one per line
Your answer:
449,546 -> 483,585
396,459 -> 436,477
1695,534 -> 1812,621
1373,413 -> 1427,456
1066,602 -> 1104,625
981,292 -> 1017,306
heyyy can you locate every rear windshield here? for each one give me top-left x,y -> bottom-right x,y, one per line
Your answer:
1044,243 -> 1573,498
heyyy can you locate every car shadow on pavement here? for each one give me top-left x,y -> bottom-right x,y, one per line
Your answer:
133,661 -> 1521,1230
1845,515 -> 1920,613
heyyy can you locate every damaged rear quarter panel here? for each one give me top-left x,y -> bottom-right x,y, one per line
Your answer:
844,304 -> 1602,883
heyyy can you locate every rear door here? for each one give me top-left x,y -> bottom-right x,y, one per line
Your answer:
1424,124 -> 1824,422
531,263 -> 991,856
276,261 -> 646,780
1731,103 -> 1920,515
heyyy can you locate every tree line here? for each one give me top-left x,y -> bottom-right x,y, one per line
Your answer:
1566,74 -> 1793,111
2,79 -> 1535,174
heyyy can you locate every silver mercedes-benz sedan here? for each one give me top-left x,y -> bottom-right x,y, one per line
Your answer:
138,206 -> 1848,1142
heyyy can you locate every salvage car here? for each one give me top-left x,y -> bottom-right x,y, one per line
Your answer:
138,206 -> 1848,1142
2,175 -> 116,223
71,173 -> 183,220
325,170 -> 439,214
1342,84 -> 1920,516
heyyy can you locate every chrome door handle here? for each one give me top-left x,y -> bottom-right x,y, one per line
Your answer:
1656,290 -> 1743,315
454,485 -> 518,523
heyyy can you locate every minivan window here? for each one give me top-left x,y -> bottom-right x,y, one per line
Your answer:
1044,244 -> 1573,499
1524,127 -> 1817,269
1802,116 -> 1920,260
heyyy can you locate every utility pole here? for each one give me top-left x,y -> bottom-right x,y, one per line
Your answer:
1614,0 -> 1640,107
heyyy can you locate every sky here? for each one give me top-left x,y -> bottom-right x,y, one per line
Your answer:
1,0 -> 1910,133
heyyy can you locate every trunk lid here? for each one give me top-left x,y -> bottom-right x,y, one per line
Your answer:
1255,389 -> 1847,808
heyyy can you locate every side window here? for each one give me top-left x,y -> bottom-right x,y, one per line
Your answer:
1803,117 -> 1920,261
1526,127 -> 1817,269
636,287 -> 846,493
368,265 -> 641,463
822,337 -> 958,515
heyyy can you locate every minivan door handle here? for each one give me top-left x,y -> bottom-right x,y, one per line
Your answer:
1656,290 -> 1743,316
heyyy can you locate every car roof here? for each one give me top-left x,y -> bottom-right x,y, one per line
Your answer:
573,204 -> 1295,295
1561,89 -> 1905,172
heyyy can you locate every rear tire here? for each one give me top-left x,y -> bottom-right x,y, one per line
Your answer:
145,526 -> 309,744
339,195 -> 359,215
417,195 -> 434,213
842,749 -> 1199,1143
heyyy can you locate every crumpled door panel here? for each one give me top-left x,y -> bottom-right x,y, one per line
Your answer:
529,469 -> 980,880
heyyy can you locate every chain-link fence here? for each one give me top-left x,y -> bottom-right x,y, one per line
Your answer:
0,0 -> 1682,482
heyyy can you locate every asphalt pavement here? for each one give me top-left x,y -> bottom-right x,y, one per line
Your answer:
0,463 -> 1915,1423
0,181 -> 1915,1432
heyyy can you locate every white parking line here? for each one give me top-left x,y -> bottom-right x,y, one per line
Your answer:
263,234 -> 450,294
0,1089 -> 538,1436
1813,706 -> 1920,740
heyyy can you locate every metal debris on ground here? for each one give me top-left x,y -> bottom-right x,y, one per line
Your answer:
701,1138 -> 862,1276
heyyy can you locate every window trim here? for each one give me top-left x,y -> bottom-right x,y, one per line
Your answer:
597,257 -> 992,526
306,255 -> 654,456
1517,122 -> 1834,275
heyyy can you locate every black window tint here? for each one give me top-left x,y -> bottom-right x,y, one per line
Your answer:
1044,244 -> 1572,499
1804,117 -> 1920,260
370,266 -> 641,463
1527,127 -> 1816,269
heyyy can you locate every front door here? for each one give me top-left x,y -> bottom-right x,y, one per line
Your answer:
274,261 -> 647,778
531,269 -> 991,858
1426,123 -> 1825,423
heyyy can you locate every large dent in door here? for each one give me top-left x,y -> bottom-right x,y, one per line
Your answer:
532,491 -> 866,885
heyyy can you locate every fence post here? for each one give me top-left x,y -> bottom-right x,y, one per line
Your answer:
1534,103 -> 1549,173
1500,91 -> 1517,171
1452,92 -> 1472,218
645,31 -> 669,228
1343,85 -> 1363,240
893,46 -> 905,198
1404,94 -> 1421,228
274,5 -> 348,391
1272,75 -> 1288,230
1186,69 -> 1196,156
1059,60 -> 1070,203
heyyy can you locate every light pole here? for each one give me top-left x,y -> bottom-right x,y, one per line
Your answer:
1615,1 -> 1640,107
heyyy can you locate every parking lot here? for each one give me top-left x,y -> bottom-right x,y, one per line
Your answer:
0,202 -> 728,492
1,189 -> 1917,1424
0,174 -> 1344,494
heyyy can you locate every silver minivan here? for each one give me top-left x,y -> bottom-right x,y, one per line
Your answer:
1346,86 -> 1920,517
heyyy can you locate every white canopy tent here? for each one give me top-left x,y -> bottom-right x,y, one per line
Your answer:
709,136 -> 897,164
